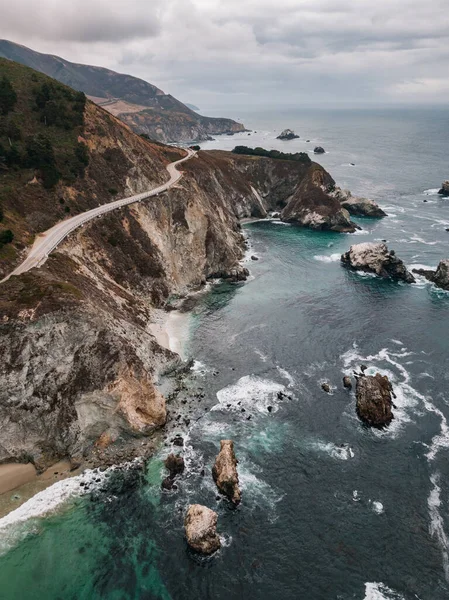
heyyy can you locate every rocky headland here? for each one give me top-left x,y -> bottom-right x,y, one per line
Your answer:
331,188 -> 387,218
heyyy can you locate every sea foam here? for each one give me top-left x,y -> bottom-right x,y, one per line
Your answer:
313,253 -> 341,263
213,375 -> 289,415
0,466 -> 113,556
363,582 -> 405,599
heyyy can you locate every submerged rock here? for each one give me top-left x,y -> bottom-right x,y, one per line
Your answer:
343,376 -> 352,389
184,504 -> 221,554
277,129 -> 299,140
161,453 -> 185,491
314,146 -> 325,154
211,266 -> 249,282
165,453 -> 185,477
341,242 -> 415,283
356,373 -> 394,427
212,440 -> 241,504
438,181 -> 449,197
413,259 -> 449,290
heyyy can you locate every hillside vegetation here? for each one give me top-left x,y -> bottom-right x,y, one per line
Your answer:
0,57 -> 179,275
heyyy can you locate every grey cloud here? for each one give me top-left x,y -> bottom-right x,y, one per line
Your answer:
0,1 -> 162,43
0,0 -> 448,106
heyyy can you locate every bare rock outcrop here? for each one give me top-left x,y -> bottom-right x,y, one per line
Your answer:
280,164 -> 358,232
413,259 -> 449,291
212,440 -> 241,504
356,373 -> 394,427
331,187 -> 386,218
184,504 -> 221,554
277,129 -> 299,140
438,181 -> 449,197
341,242 -> 415,283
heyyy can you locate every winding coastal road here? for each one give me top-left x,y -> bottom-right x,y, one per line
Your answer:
1,148 -> 195,283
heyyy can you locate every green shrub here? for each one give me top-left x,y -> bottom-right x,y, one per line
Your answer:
0,229 -> 14,245
232,145 -> 311,164
41,164 -> 61,189
108,187 -> 118,195
64,206 -> 70,213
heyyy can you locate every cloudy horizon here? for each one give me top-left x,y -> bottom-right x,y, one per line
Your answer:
1,0 -> 448,110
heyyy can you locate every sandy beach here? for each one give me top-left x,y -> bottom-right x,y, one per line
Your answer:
149,308 -> 191,361
0,460 -> 76,519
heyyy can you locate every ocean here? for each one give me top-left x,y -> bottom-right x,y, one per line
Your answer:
0,107 -> 448,600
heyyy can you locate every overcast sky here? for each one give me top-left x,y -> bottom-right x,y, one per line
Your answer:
1,0 -> 448,109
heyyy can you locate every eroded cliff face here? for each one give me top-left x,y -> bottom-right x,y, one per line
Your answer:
185,150 -> 357,231
119,109 -> 245,143
0,126 -> 359,469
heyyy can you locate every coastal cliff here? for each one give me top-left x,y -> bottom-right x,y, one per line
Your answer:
0,60 -> 368,469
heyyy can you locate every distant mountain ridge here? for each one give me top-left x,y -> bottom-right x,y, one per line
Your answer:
0,40 -> 245,143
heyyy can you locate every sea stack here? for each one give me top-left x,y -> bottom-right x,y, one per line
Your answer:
184,504 -> 221,554
212,440 -> 241,504
341,242 -> 415,283
413,259 -> 449,291
161,453 -> 185,490
314,146 -> 325,154
356,373 -> 394,427
277,129 -> 299,140
438,181 -> 449,197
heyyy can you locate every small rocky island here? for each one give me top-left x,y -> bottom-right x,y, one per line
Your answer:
438,181 -> 449,197
185,504 -> 221,554
277,129 -> 299,140
413,259 -> 449,290
212,440 -> 241,504
341,242 -> 415,283
356,372 -> 395,427
314,146 -> 325,154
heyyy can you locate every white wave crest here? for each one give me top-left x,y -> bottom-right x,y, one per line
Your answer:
313,253 -> 341,263
428,472 -> 449,582
311,441 -> 354,461
0,466 -> 113,556
364,582 -> 405,599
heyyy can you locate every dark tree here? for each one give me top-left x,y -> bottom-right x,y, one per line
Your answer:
0,76 -> 17,116
0,229 -> 14,245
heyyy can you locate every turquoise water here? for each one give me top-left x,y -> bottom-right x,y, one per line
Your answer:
1,108 -> 449,599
